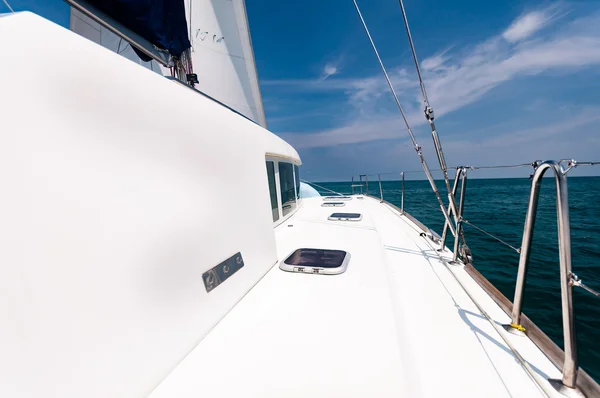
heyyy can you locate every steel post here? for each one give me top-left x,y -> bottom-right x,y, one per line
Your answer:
509,161 -> 579,390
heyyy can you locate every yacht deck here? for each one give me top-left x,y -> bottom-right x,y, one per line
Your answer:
151,195 -> 567,397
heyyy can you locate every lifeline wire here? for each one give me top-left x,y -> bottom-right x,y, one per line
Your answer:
357,161 -> 536,178
461,219 -> 521,254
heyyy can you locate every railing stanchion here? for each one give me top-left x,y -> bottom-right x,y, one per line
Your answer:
452,168 -> 467,262
351,176 -> 355,195
365,175 -> 369,195
401,172 -> 405,214
440,168 -> 462,251
359,175 -> 364,195
378,174 -> 383,201
505,160 -> 581,394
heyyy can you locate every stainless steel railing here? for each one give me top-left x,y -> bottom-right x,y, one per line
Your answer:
505,160 -> 580,395
352,159 -> 600,397
438,167 -> 468,262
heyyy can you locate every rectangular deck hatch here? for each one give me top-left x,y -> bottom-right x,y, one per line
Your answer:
279,248 -> 350,275
322,202 -> 346,207
328,212 -> 362,221
323,196 -> 352,201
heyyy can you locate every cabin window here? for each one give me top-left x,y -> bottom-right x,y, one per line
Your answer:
279,162 -> 297,216
294,164 -> 300,200
266,161 -> 279,222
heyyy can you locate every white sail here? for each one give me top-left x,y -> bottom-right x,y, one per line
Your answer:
69,0 -> 267,128
185,0 -> 267,127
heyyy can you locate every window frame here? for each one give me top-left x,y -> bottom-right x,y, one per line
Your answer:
266,160 -> 280,222
265,156 -> 301,227
278,161 -> 297,218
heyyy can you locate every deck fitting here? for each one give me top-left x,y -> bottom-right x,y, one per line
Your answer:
548,379 -> 586,398
502,323 -> 527,337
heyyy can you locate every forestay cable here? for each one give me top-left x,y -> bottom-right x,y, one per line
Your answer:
351,0 -> 456,237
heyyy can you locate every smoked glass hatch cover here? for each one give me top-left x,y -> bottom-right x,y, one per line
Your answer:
323,196 -> 352,201
328,212 -> 362,221
280,248 -> 350,275
322,202 -> 346,207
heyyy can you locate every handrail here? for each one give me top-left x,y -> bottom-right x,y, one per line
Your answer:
505,160 -> 583,396
352,159 -> 600,396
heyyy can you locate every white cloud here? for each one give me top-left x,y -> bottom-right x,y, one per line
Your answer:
319,62 -> 340,81
268,5 -> 600,152
502,10 -> 554,43
421,50 -> 451,71
279,116 -> 406,149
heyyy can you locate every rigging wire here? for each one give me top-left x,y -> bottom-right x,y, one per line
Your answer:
570,273 -> 600,298
461,219 -> 521,254
351,0 -> 457,237
396,0 -> 460,226
2,0 -> 14,13
363,160 -> 600,258
579,161 -> 600,166
354,159 -> 600,179
397,0 -> 428,110
355,161 -> 535,178
470,163 -> 533,170
300,179 -> 348,197
188,0 -> 193,47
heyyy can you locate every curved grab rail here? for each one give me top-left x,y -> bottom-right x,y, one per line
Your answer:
506,160 -> 581,395
354,160 -> 598,396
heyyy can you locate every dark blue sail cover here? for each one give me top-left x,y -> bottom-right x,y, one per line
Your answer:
87,0 -> 191,58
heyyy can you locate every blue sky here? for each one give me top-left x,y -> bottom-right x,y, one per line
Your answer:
4,0 -> 600,180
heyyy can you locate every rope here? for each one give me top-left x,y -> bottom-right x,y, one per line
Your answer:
2,0 -> 14,12
462,219 -> 521,254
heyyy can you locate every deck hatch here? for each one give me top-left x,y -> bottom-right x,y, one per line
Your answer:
323,196 -> 352,201
279,248 -> 350,275
328,212 -> 363,221
322,202 -> 346,207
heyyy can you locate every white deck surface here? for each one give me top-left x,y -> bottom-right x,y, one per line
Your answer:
151,195 -> 567,397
